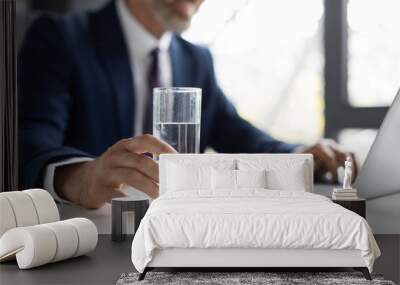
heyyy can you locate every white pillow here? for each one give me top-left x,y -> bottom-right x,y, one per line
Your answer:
211,169 -> 268,191
238,159 -> 308,191
167,162 -> 211,191
211,169 -> 236,190
236,169 -> 267,189
267,165 -> 307,191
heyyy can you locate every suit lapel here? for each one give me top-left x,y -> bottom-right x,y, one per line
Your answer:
89,1 -> 135,138
170,36 -> 193,87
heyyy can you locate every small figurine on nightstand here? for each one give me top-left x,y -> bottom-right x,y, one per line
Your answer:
343,157 -> 353,190
332,157 -> 359,200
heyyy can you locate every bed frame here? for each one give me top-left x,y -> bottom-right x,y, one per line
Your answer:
138,248 -> 371,280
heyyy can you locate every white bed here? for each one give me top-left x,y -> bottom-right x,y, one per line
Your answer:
131,154 -> 380,280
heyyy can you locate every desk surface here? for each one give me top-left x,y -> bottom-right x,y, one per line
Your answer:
0,235 -> 133,285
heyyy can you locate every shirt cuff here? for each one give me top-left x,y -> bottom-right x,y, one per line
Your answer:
292,144 -> 307,153
43,157 -> 94,204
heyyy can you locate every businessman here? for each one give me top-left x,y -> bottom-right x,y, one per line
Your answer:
18,0 -> 356,209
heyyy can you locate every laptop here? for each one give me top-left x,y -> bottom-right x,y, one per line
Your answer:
355,88 -> 400,199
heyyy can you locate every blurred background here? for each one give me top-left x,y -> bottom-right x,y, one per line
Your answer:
15,0 -> 400,165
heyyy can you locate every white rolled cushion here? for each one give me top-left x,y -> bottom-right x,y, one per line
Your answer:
63,218 -> 98,257
0,218 -> 97,269
0,192 -> 39,227
23,189 -> 59,224
0,196 -> 17,237
42,221 -> 79,262
0,226 -> 57,269
167,162 -> 211,191
236,169 -> 267,189
211,169 -> 236,190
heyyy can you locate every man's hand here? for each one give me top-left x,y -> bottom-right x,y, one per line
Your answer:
54,135 -> 176,209
297,139 -> 358,183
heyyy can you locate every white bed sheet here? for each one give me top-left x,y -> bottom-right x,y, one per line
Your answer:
131,190 -> 380,273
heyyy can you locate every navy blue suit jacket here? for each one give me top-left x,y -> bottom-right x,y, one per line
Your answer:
18,1 -> 299,188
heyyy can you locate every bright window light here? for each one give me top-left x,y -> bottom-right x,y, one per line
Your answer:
183,0 -> 324,144
348,0 -> 400,107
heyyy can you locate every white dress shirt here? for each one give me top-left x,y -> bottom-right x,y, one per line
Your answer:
44,0 -> 173,202
117,0 -> 173,135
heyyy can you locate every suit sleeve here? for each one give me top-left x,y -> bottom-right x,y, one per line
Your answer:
203,49 -> 302,154
18,16 -> 93,189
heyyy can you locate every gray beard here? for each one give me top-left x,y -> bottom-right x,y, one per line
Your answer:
164,18 -> 191,34
152,3 -> 192,34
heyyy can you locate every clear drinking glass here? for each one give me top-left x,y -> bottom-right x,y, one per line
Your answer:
153,87 -> 202,154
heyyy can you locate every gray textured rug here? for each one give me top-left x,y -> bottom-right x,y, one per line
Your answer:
116,272 -> 396,285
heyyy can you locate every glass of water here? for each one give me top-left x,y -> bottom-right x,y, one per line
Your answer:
153,87 -> 202,153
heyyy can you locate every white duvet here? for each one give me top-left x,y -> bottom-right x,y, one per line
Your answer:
131,190 -> 380,273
